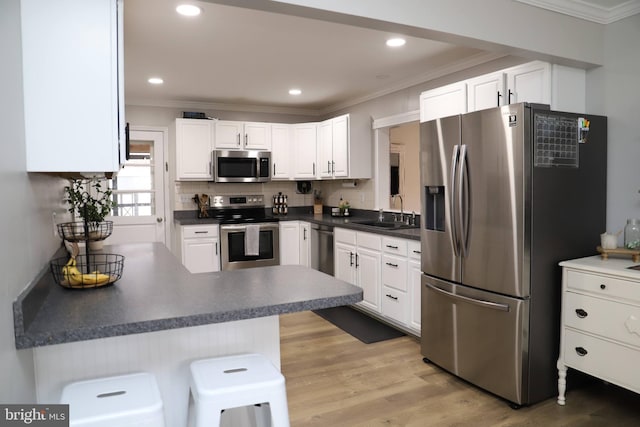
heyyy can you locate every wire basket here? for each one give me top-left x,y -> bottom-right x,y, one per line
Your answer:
50,253 -> 124,289
57,221 -> 113,242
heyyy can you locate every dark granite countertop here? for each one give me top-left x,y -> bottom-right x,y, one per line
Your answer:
13,243 -> 362,349
174,209 -> 421,240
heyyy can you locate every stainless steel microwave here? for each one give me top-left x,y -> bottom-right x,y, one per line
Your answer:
212,150 -> 271,183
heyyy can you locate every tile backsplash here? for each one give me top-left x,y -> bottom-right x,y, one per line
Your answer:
174,179 -> 374,211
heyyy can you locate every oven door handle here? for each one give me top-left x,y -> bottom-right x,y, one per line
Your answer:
220,223 -> 279,231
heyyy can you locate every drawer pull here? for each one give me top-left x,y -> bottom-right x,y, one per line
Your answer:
575,309 -> 588,318
575,347 -> 588,357
412,250 -> 421,254
385,294 -> 398,301
386,245 -> 399,249
385,262 -> 398,268
600,284 -> 606,290
194,231 -> 209,234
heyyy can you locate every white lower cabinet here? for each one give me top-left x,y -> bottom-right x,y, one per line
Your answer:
279,221 -> 311,267
180,225 -> 220,273
335,229 -> 381,313
335,228 -> 421,335
557,257 -> 640,405
408,241 -> 422,334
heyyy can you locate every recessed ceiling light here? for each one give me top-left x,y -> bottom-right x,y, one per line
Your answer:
289,89 -> 302,96
386,38 -> 406,47
148,77 -> 164,85
176,4 -> 202,17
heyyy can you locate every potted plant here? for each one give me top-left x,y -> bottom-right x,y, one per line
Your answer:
63,177 -> 116,249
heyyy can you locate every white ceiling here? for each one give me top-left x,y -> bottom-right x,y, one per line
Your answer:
123,0 -> 640,114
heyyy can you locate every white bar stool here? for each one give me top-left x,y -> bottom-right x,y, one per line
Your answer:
60,372 -> 165,427
189,353 -> 290,427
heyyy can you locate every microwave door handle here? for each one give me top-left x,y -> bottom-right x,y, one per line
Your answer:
450,145 -> 460,257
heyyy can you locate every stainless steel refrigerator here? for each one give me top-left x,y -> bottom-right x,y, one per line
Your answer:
420,103 -> 607,406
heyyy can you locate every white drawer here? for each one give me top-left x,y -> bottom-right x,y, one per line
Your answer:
335,228 -> 357,245
563,329 -> 640,395
567,270 -> 640,303
382,285 -> 408,324
183,225 -> 218,238
564,291 -> 640,348
357,231 -> 382,251
408,240 -> 421,261
382,237 -> 407,256
382,255 -> 407,292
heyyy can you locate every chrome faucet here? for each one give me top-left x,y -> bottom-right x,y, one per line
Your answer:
392,194 -> 404,223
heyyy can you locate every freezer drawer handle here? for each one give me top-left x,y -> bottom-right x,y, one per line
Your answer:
424,282 -> 510,312
575,347 -> 588,357
575,308 -> 588,318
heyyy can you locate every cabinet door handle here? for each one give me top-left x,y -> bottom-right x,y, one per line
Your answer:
332,161 -> 335,174
303,228 -> 307,240
349,252 -> 354,267
215,242 -> 218,255
575,347 -> 588,357
237,133 -> 241,146
385,262 -> 398,268
600,284 -> 606,290
508,89 -> 513,104
355,253 -> 359,268
386,294 -> 398,301
386,245 -> 398,249
273,163 -> 276,175
313,162 -> 316,175
575,308 -> 588,318
245,133 -> 248,146
327,161 -> 331,174
497,91 -> 502,106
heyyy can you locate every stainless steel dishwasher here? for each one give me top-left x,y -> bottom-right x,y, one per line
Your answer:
310,223 -> 334,276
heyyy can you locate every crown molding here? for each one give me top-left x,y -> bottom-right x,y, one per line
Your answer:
515,0 -> 640,24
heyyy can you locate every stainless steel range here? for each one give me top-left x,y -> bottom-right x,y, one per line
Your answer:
209,195 -> 280,271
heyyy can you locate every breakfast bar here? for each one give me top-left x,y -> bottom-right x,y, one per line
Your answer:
13,242 -> 362,426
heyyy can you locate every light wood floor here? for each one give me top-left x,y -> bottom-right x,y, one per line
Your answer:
280,311 -> 640,427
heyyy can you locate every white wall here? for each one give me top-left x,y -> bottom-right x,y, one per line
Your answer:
0,0 -> 70,402
587,14 -> 640,231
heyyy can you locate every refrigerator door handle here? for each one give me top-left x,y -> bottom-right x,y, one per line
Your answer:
458,144 -> 470,258
424,282 -> 510,312
450,145 -> 461,257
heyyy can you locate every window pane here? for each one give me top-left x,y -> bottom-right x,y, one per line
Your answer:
108,140 -> 156,217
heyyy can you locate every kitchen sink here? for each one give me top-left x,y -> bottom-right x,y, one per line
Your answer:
355,220 -> 417,230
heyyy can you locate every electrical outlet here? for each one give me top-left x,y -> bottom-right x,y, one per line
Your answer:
359,192 -> 365,203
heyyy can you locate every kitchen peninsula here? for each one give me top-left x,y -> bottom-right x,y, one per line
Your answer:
13,242 -> 362,426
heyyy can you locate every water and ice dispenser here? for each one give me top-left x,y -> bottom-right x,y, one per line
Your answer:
424,186 -> 445,231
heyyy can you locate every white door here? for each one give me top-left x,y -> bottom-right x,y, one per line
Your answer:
107,128 -> 167,245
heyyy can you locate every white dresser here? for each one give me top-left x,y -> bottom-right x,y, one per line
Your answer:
557,256 -> 640,405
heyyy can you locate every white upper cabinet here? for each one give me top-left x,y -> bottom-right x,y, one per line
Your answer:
319,114 -> 349,178
292,123 -> 318,179
504,61 -> 551,106
421,61 -> 586,122
174,119 -> 213,181
270,124 -> 292,180
466,71 -> 507,112
214,121 -> 271,150
419,82 -> 468,123
21,0 -> 125,173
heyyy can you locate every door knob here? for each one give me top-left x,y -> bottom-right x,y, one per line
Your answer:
157,217 -> 163,223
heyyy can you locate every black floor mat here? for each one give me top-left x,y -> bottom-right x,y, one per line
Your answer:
312,306 -> 405,344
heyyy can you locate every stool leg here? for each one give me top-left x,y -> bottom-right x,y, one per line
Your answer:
268,388 -> 290,427
194,402 -> 222,427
